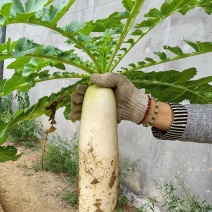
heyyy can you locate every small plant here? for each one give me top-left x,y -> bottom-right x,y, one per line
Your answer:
63,191 -> 78,206
41,134 -> 78,181
138,197 -> 157,212
0,93 -> 13,122
115,191 -> 129,211
8,120 -> 42,147
157,180 -> 212,212
33,134 -> 79,207
136,179 -> 212,211
120,157 -> 140,179
0,90 -> 42,148
0,90 -> 30,122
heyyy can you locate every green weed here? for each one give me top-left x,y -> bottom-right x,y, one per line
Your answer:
137,179 -> 212,212
120,157 -> 140,179
8,120 -> 42,147
41,134 -> 78,180
0,90 -> 42,148
157,179 -> 212,212
63,191 -> 78,206
115,191 -> 129,210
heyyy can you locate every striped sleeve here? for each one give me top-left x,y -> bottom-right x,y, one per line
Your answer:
151,103 -> 188,140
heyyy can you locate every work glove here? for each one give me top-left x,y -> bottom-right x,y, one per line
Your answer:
70,72 -> 149,124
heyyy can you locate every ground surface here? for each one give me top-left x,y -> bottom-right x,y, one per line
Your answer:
0,145 -> 75,212
0,145 -> 135,212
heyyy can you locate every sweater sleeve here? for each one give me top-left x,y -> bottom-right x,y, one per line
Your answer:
152,104 -> 212,144
180,104 -> 212,143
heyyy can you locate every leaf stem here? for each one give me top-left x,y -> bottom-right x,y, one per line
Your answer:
130,79 -> 210,103
104,0 -> 145,73
0,53 -> 94,74
3,79 -> 88,137
5,20 -> 101,72
0,72 -> 89,97
110,2 -> 205,72
18,73 -> 89,91
29,53 -> 94,74
121,51 -> 212,73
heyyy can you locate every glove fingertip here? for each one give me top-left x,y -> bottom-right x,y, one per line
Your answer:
90,73 -> 117,88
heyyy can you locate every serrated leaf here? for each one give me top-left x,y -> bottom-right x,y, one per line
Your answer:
185,40 -> 212,52
12,38 -> 39,58
84,12 -> 128,34
174,68 -> 197,84
62,71 -> 70,76
125,38 -> 134,44
12,0 -> 25,13
105,27 -> 122,35
135,0 -> 212,37
1,3 -> 13,18
36,5 -> 59,22
0,0 -> 12,10
129,63 -> 136,68
76,34 -> 91,43
39,70 -> 50,80
123,68 -> 212,103
185,40 -> 200,52
37,0 -> 75,25
120,47 -> 127,52
64,21 -> 86,33
160,0 -> 178,17
53,62 -> 66,70
163,45 -> 183,56
41,45 -> 57,56
122,0 -> 135,12
138,61 -> 146,66
21,58 -> 50,76
154,51 -> 167,60
3,73 -> 36,95
179,0 -> 212,15
144,8 -> 161,18
159,0 -> 212,17
52,71 -> 60,77
145,57 -> 155,63
25,0 -> 52,13
131,29 -> 143,36
136,18 -> 158,28
0,145 -> 21,162
7,38 -> 17,53
7,57 -> 31,69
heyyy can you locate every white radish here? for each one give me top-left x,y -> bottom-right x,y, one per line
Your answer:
78,84 -> 119,212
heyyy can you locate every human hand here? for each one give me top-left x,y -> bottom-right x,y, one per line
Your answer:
69,84 -> 88,121
70,73 -> 149,124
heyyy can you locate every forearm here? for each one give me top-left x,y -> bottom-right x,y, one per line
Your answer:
142,99 -> 174,131
145,99 -> 212,144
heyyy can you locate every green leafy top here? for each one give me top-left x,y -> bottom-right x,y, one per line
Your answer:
0,0 -> 212,161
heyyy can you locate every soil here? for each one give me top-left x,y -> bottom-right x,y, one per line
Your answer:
0,144 -> 135,212
0,144 -> 76,212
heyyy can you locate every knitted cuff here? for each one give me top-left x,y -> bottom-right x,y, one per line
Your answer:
123,90 -> 149,124
152,103 -> 188,140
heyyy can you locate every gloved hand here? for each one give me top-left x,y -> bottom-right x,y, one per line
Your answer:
70,72 -> 149,124
70,84 -> 88,121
